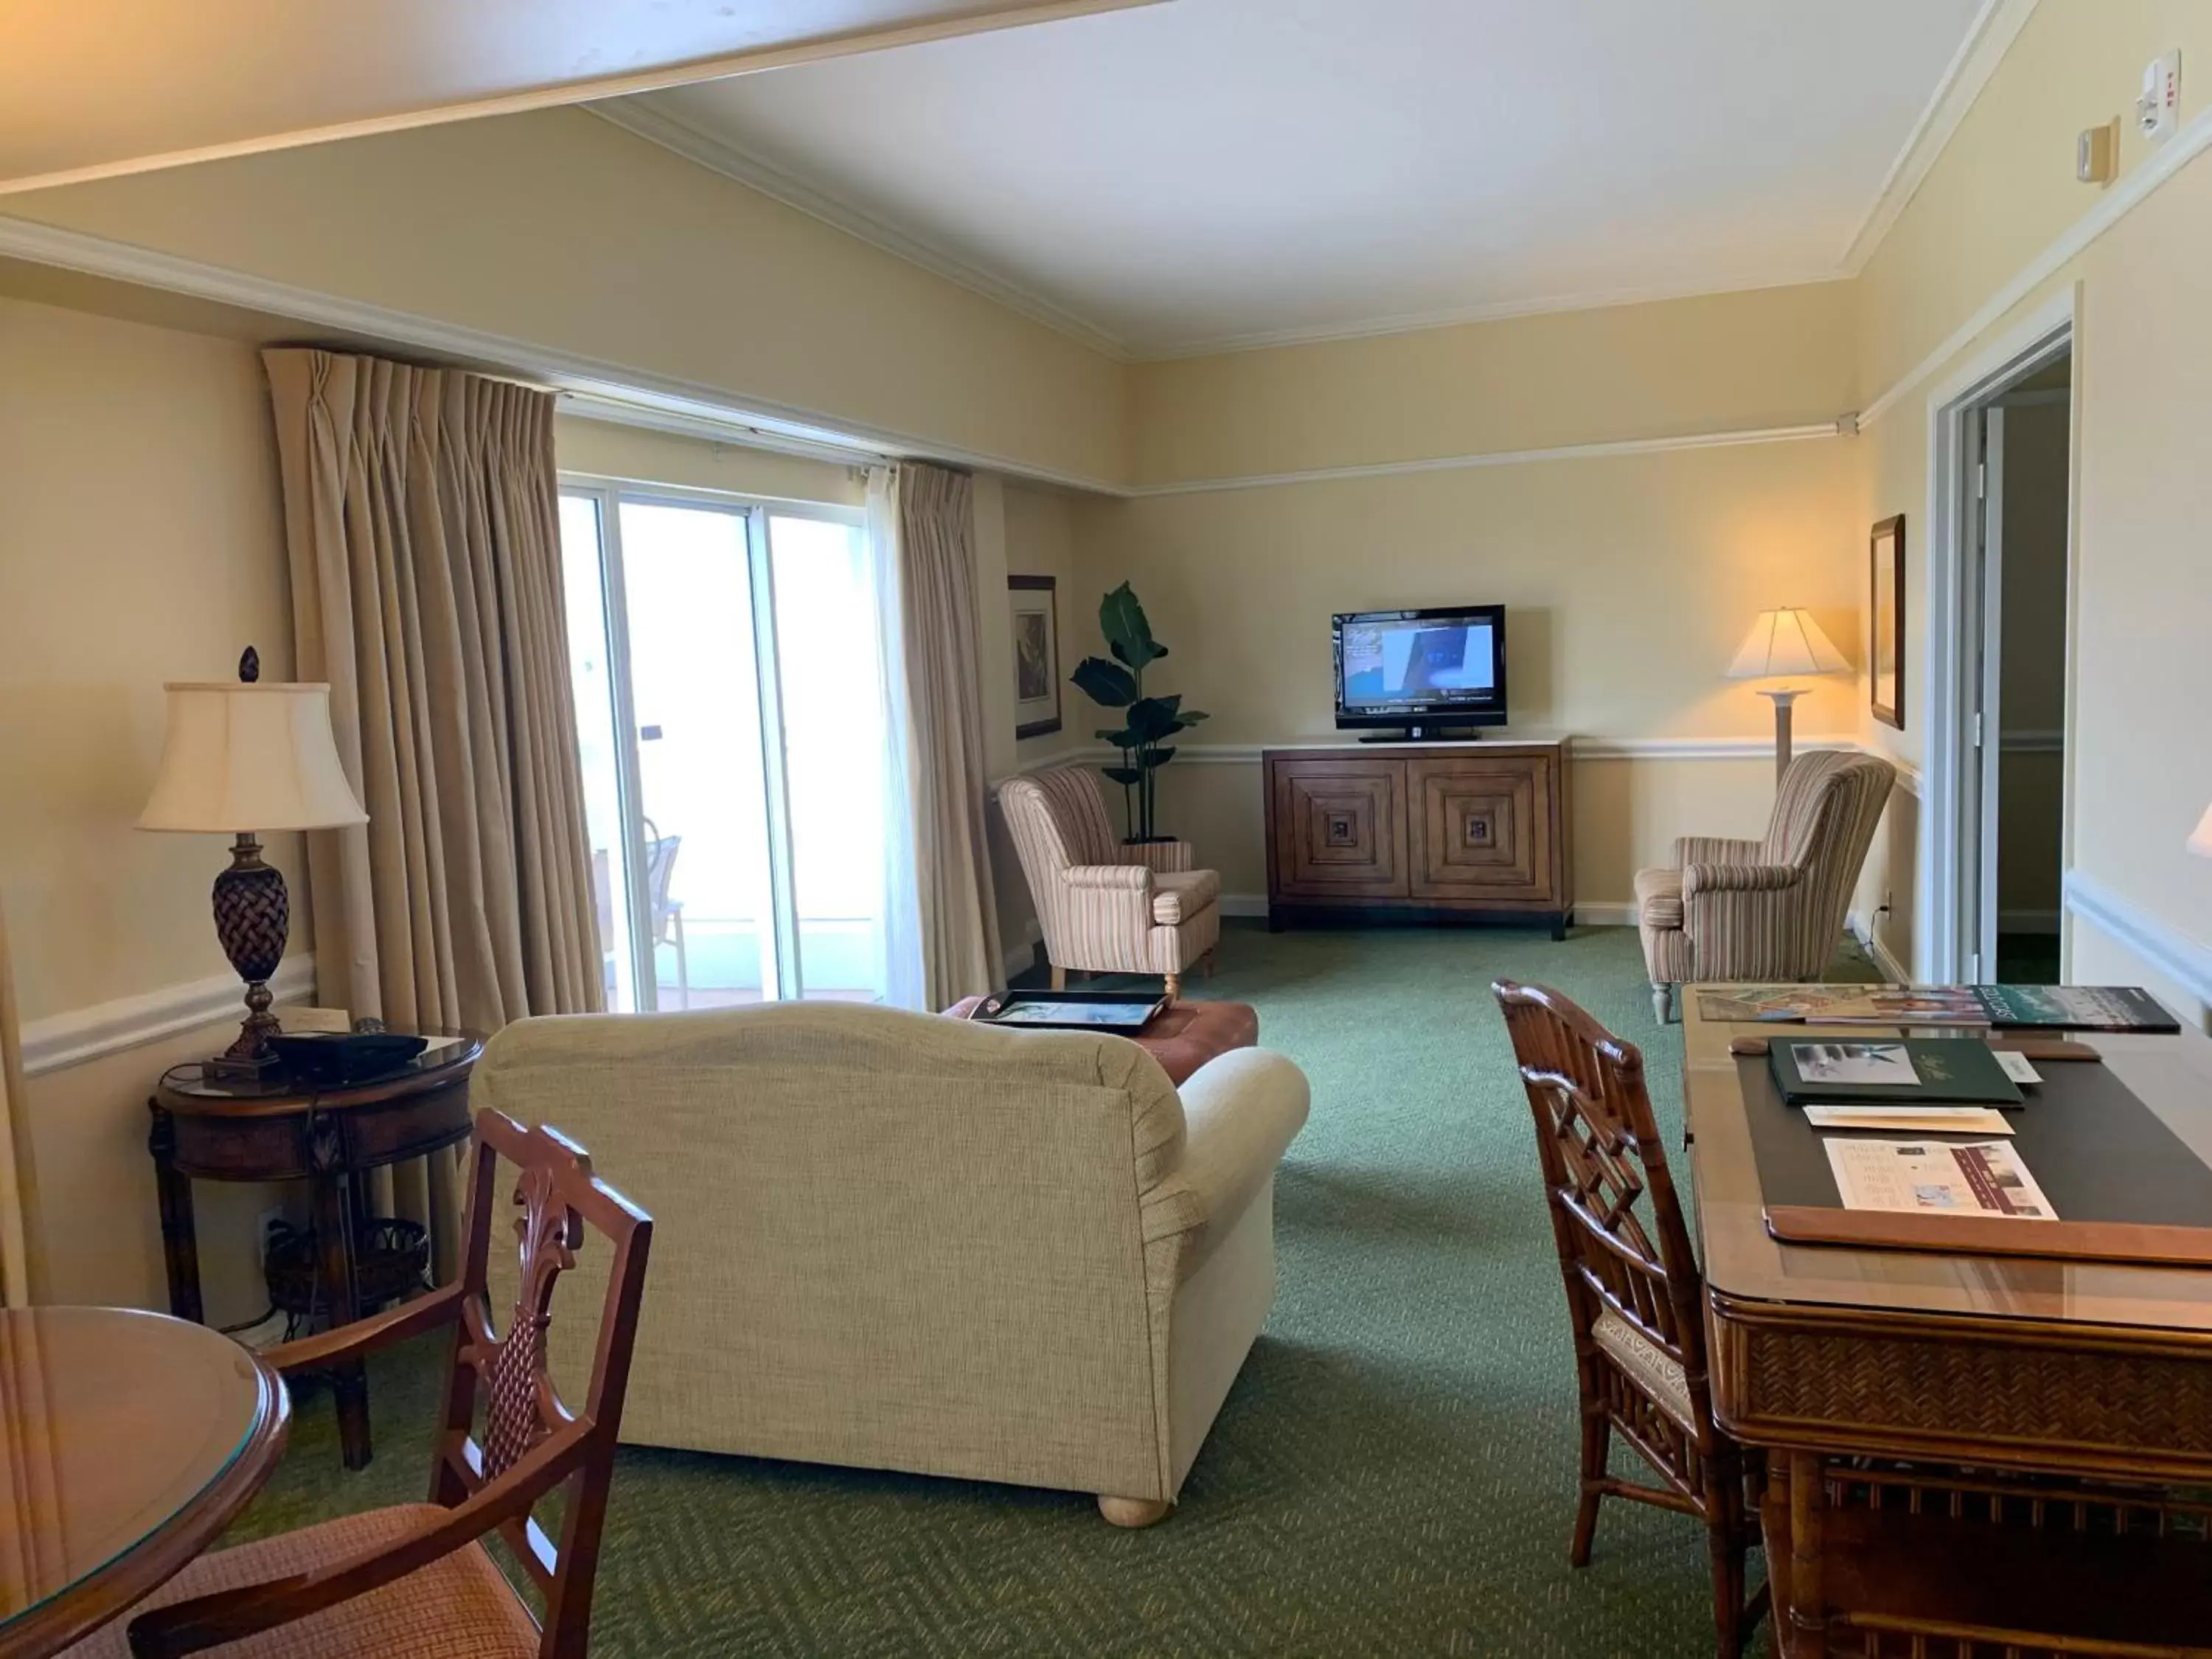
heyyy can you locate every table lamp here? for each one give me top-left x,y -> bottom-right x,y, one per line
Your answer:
1727,608 -> 1849,783
137,649 -> 367,1077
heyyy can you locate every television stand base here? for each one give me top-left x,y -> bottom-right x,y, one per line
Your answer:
1355,726 -> 1484,743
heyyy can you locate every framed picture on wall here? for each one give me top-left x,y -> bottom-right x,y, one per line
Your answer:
1009,574 -> 1062,739
1870,515 -> 1906,729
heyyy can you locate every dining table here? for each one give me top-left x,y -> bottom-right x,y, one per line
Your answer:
1682,989 -> 2212,1655
0,1307 -> 288,1659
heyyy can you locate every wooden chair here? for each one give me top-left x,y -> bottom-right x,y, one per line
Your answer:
83,1110 -> 653,1659
1492,980 -> 1766,1658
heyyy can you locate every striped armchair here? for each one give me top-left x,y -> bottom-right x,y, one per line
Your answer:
1633,749 -> 1897,1023
1001,767 -> 1222,1000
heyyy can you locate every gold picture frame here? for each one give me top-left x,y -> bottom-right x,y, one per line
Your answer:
1870,515 -> 1905,729
1009,574 -> 1062,740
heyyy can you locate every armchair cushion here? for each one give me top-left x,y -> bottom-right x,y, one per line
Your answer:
1151,869 -> 1220,926
77,1506 -> 538,1659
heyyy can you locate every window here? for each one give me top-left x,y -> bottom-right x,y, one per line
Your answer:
560,481 -> 912,1012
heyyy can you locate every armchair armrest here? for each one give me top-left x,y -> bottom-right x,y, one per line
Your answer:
1065,863 -> 1153,891
1680,861 -> 1802,898
1141,1049 -> 1309,1279
1674,835 -> 1764,869
1121,840 -> 1196,875
260,1282 -> 464,1376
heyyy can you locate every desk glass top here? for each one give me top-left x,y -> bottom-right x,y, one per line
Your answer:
1683,987 -> 2212,1332
0,1307 -> 275,1629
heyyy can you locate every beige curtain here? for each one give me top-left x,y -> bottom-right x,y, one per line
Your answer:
897,463 -> 1004,1006
0,897 -> 39,1307
265,349 -> 602,1274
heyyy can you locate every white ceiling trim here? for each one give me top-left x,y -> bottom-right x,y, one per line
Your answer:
589,100 -> 1130,358
0,0 -> 1164,199
0,212 -> 1127,495
1838,0 -> 2040,272
1129,420 -> 1850,498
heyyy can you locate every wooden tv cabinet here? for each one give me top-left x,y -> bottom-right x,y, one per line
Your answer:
1262,740 -> 1574,937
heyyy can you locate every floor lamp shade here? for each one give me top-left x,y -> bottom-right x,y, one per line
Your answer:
1725,608 -> 1848,785
138,679 -> 366,1073
2191,804 -> 2212,858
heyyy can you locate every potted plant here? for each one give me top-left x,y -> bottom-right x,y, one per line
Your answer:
1069,583 -> 1207,843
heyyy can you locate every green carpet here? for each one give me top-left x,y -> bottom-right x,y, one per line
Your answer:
230,925 -> 1873,1655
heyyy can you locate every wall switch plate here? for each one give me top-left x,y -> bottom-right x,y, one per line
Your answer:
2138,50 -> 2181,142
2077,119 -> 2119,183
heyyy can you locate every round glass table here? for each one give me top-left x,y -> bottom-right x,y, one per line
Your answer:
0,1307 -> 288,1659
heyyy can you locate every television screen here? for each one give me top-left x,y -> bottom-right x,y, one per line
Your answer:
1333,606 -> 1506,729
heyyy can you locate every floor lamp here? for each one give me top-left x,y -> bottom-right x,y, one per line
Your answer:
2191,804 -> 2212,860
1727,608 -> 1848,785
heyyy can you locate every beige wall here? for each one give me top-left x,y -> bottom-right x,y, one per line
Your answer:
554,414 -> 864,507
0,295 -> 304,1312
5,108 -> 1130,488
1851,0 -> 2212,1010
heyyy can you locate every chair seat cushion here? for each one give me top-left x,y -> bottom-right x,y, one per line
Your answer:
68,1504 -> 540,1658
1152,869 -> 1220,926
1633,865 -> 1684,931
1590,1307 -> 1697,1435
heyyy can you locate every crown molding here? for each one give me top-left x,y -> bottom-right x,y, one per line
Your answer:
21,955 -> 317,1078
1128,419 -> 1848,498
0,213 -> 1129,495
1839,0 -> 2040,273
590,100 -> 1133,359
0,0 -> 1168,198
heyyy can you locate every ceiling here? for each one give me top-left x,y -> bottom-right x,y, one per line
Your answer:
0,0 -> 1162,195
607,0 -> 1994,357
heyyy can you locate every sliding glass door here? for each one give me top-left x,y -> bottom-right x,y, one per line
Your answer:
560,481 -> 906,1012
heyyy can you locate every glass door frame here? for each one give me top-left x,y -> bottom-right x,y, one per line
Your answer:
559,473 -> 866,1010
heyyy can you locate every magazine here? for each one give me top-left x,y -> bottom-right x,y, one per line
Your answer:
1972,984 -> 2179,1033
1823,1138 -> 2057,1219
1769,1038 -> 2024,1107
1802,1105 -> 2013,1135
1695,984 -> 1906,1023
1704,982 -> 2177,1032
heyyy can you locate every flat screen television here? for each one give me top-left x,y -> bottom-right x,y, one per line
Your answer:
1332,605 -> 1507,737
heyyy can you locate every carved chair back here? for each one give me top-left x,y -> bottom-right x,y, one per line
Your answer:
436,1109 -> 653,1656
1492,981 -> 1715,1450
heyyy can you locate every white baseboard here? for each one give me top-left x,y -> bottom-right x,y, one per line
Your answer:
2063,869 -> 2212,1008
1576,902 -> 1638,928
21,954 -> 318,1078
1848,912 -> 1910,983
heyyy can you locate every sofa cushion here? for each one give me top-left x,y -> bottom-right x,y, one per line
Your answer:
1633,865 -> 1684,931
1152,869 -> 1220,926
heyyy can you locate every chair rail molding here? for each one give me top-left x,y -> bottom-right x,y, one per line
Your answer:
2062,869 -> 2212,1010
20,956 -> 317,1078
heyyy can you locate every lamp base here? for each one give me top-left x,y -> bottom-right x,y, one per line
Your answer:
1756,688 -> 1805,785
210,832 -> 289,1076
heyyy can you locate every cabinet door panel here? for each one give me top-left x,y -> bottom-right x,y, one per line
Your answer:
1270,760 -> 1408,897
1407,759 -> 1556,902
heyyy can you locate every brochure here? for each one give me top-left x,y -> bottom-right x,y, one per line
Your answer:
1972,984 -> 2180,1033
1696,984 -> 1905,1023
1802,1105 -> 2013,1135
1770,1038 -> 2025,1107
1823,1138 -> 2057,1220
1704,982 -> 2177,1033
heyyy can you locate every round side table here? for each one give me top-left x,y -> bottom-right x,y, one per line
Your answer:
146,1032 -> 483,1470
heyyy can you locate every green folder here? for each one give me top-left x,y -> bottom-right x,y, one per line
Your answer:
1768,1037 -> 2025,1107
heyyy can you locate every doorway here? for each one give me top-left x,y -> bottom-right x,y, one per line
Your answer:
557,481 -> 914,1011
1927,319 -> 2073,984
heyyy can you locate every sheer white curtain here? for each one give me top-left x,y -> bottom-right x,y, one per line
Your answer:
867,465 -> 928,1010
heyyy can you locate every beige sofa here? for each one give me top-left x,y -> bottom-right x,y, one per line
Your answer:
474,1001 -> 1309,1525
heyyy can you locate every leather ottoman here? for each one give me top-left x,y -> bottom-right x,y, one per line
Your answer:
943,996 -> 1260,1087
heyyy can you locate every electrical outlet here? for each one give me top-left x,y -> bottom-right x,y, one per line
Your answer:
257,1206 -> 285,1266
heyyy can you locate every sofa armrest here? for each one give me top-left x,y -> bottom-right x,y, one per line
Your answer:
1674,835 -> 1764,869
1141,1049 -> 1309,1280
1121,840 -> 1196,874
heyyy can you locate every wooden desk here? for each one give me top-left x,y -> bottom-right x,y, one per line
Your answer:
1683,991 -> 2212,1655
0,1307 -> 286,1659
147,1034 -> 481,1471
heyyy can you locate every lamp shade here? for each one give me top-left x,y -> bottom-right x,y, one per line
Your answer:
2191,802 -> 2212,858
1726,608 -> 1850,680
138,682 -> 368,833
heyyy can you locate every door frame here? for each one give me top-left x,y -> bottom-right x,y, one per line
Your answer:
1918,286 -> 2076,982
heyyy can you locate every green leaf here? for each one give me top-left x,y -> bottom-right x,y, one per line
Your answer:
1099,583 -> 1164,669
1096,728 -> 1141,751
1069,655 -> 1138,708
1139,746 -> 1176,769
1178,708 -> 1209,725
1123,696 -> 1186,743
1102,766 -> 1143,787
